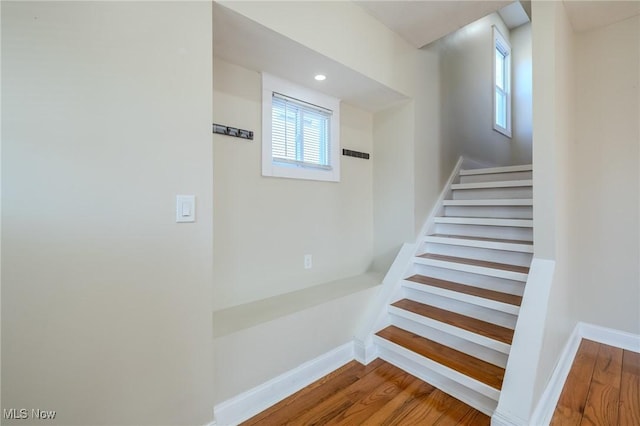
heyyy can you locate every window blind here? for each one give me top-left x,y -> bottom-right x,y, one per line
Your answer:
271,92 -> 332,170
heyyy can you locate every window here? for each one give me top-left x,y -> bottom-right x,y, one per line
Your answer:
262,73 -> 340,182
493,26 -> 511,137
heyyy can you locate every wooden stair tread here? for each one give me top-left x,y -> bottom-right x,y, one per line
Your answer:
430,234 -> 533,246
405,274 -> 523,307
418,253 -> 530,274
391,299 -> 514,344
376,326 -> 505,390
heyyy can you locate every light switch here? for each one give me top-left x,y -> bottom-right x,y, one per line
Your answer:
176,195 -> 195,223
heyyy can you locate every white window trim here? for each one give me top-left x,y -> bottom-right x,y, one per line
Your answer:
492,26 -> 512,138
262,73 -> 340,182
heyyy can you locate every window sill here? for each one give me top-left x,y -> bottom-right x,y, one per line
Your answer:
493,126 -> 512,138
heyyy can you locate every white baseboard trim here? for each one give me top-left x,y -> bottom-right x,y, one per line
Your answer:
578,322 -> 640,352
354,337 -> 378,365
213,341 -> 355,426
491,409 -> 527,426
530,321 -> 640,426
528,323 -> 583,426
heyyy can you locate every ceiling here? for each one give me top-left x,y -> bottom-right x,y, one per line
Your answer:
214,1 -> 639,113
563,0 -> 640,32
356,0 -> 640,48
355,1 -> 514,48
213,3 -> 407,112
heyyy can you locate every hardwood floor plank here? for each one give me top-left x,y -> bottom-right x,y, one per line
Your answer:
286,362 -> 408,426
241,361 -> 365,425
580,344 -> 623,426
324,371 -> 415,425
385,389 -> 459,425
618,350 -> 640,426
551,339 -> 600,426
432,397 -> 475,425
418,253 -> 530,274
376,326 -> 505,389
406,274 -> 523,306
242,359 -> 488,426
359,379 -> 435,426
392,298 -> 514,344
241,361 -> 358,425
457,408 -> 492,426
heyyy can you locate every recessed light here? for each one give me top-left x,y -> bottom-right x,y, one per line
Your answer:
314,74 -> 326,81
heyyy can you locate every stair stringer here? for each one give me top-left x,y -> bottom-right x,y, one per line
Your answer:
492,258 -> 556,426
354,156 -> 464,364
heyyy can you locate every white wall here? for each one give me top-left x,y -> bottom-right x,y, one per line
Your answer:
511,23 -> 533,166
499,3 -> 639,422
212,57 -> 374,310
372,102 -> 416,271
534,7 -> 640,404
413,46 -> 455,236
218,0 -> 417,98
213,285 -> 378,404
2,2 -> 214,425
439,13 -> 532,167
218,1 -> 449,275
569,13 -> 639,333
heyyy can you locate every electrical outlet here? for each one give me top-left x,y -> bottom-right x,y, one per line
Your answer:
304,254 -> 312,269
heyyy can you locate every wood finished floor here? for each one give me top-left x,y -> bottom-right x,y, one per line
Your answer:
551,339 -> 640,425
240,359 -> 490,425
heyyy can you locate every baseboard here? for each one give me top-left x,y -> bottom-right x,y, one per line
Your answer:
213,341 -> 355,426
578,322 -> 640,352
353,337 -> 378,365
491,409 -> 527,426
530,321 -> 640,426
528,323 -> 583,426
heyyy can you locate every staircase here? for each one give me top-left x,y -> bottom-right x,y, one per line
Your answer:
372,164 -> 533,416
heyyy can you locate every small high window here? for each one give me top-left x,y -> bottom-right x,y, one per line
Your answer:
262,73 -> 340,182
493,26 -> 511,137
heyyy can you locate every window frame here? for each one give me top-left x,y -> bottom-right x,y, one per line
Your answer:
262,73 -> 340,182
492,26 -> 512,138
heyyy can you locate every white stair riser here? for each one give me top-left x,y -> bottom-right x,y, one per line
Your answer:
388,307 -> 511,354
443,199 -> 533,207
421,243 -> 533,267
452,180 -> 532,191
453,187 -> 533,200
402,287 -> 518,329
374,337 -> 501,402
424,235 -> 533,253
460,164 -> 532,176
459,170 -> 533,184
375,346 -> 498,416
389,314 -> 509,367
402,279 -> 520,316
413,257 -> 528,282
434,217 -> 532,227
433,223 -> 533,241
409,264 -> 525,297
444,205 -> 533,219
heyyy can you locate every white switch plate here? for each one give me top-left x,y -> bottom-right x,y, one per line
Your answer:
304,254 -> 312,269
176,195 -> 196,223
